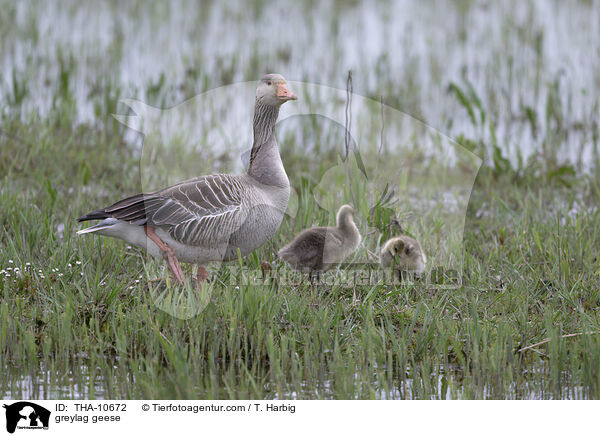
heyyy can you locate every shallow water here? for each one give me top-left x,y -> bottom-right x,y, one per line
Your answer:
1,363 -> 590,400
1,0 -> 599,169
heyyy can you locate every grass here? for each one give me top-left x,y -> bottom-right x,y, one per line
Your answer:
1,0 -> 600,400
1,101 -> 600,399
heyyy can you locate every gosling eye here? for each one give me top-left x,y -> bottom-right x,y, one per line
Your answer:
267,80 -> 272,86
405,248 -> 411,255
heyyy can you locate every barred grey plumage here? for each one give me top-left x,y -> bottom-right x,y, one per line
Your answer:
77,74 -> 297,283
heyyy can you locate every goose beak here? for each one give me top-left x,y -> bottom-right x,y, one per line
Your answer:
277,83 -> 297,101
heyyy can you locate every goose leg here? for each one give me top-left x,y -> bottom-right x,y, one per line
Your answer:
144,226 -> 185,285
197,265 -> 209,286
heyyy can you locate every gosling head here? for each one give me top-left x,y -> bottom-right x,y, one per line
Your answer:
336,204 -> 356,227
380,236 -> 427,274
256,73 -> 297,107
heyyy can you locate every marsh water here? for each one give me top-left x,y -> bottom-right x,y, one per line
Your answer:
2,1 -> 598,168
2,362 -> 591,400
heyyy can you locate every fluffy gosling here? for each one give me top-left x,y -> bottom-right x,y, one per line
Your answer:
380,235 -> 427,276
278,204 -> 361,279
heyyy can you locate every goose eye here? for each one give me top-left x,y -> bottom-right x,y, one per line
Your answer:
405,248 -> 410,255
267,80 -> 272,86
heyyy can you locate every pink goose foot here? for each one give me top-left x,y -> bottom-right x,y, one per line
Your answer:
144,226 -> 185,285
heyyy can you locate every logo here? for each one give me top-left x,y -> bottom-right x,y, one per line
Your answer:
2,402 -> 50,434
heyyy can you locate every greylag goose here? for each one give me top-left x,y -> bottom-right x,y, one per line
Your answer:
78,74 -> 297,285
278,204 -> 361,280
380,235 -> 427,277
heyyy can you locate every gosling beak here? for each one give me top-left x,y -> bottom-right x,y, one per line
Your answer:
277,83 -> 297,101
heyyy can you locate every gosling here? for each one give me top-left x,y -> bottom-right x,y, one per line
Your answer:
380,235 -> 427,277
278,204 -> 361,279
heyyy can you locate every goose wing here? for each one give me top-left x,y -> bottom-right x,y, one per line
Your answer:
79,174 -> 248,246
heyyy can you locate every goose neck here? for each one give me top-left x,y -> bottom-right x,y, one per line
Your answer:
251,100 -> 279,156
338,215 -> 359,239
248,100 -> 287,185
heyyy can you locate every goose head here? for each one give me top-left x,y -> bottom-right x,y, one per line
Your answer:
256,73 -> 297,106
336,204 -> 357,228
381,236 -> 427,272
389,239 -> 411,258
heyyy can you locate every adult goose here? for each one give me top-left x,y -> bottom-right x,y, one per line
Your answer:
278,204 -> 361,280
78,74 -> 297,285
